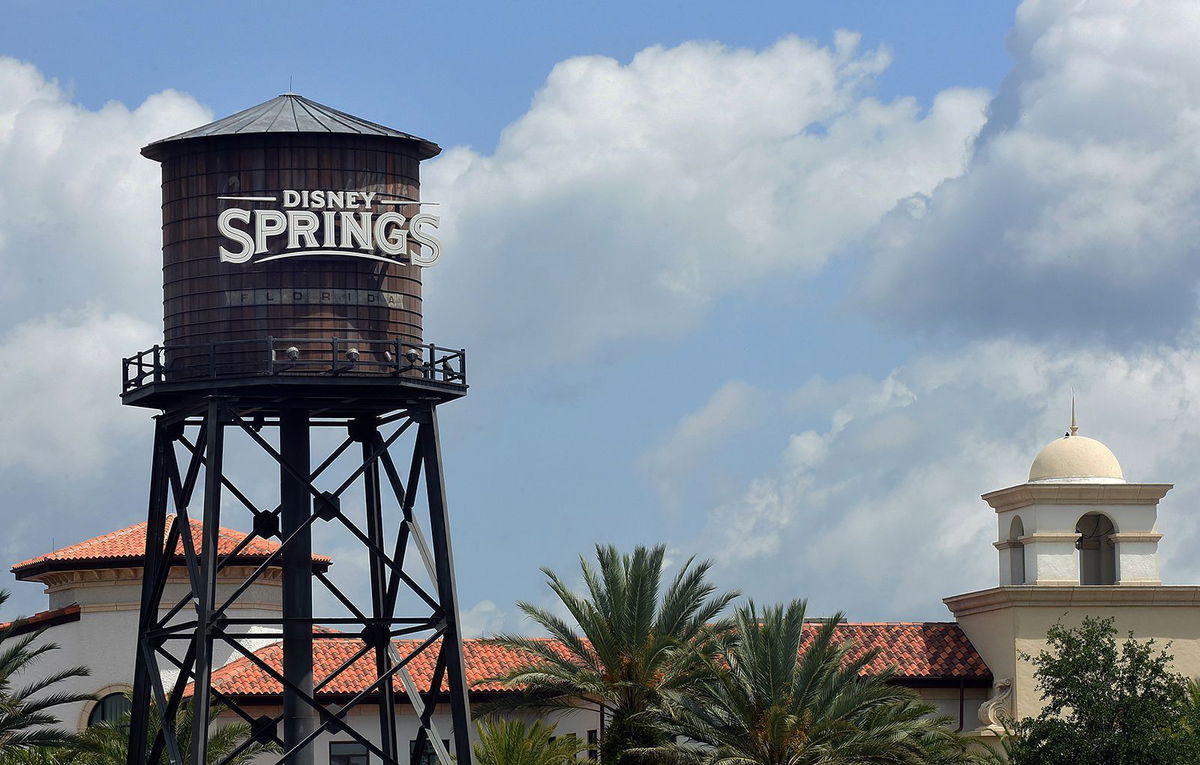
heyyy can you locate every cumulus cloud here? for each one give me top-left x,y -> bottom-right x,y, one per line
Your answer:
422,36 -> 987,372
639,381 -> 764,513
0,61 -> 208,612
679,338 -> 1200,619
0,308 -> 156,475
0,57 -> 210,326
0,59 -> 207,480
460,600 -> 520,639
859,0 -> 1200,345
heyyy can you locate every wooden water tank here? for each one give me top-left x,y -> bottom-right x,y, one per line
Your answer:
141,94 -> 440,379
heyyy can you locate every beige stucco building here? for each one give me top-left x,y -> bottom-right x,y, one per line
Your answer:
946,405 -> 1200,737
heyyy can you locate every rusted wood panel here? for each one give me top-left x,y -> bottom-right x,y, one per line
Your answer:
156,134 -> 427,377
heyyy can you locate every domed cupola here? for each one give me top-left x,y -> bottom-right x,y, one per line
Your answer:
1028,404 -> 1124,484
980,398 -> 1171,588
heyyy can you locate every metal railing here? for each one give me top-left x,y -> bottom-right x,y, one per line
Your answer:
122,337 -> 466,393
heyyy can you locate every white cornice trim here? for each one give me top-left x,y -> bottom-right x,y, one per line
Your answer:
38,567 -> 283,591
78,601 -> 283,614
981,483 -> 1173,513
944,585 -> 1200,617
1110,533 -> 1164,543
1019,533 -> 1081,544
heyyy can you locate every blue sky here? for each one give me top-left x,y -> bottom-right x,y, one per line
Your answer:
4,1 -> 1017,149
4,0 -> 1200,634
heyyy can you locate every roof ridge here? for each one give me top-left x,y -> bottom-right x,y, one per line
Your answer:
11,517 -> 331,577
203,624 -> 991,698
262,97 -> 290,133
0,603 -> 81,633
831,621 -> 962,626
141,93 -> 439,160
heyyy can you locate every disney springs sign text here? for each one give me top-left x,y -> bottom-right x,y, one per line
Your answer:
216,189 -> 442,267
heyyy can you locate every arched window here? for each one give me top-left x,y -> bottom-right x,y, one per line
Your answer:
87,692 -> 131,728
1076,513 -> 1117,585
1009,516 -> 1026,585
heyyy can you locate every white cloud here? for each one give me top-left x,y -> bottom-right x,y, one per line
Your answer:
460,600 -> 516,639
0,308 -> 156,476
682,338 -> 1200,619
422,36 -> 987,374
0,57 -> 210,327
0,60 -> 207,479
859,0 -> 1200,344
639,381 -> 764,512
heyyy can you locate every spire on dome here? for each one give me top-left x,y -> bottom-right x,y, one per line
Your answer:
1029,396 -> 1124,483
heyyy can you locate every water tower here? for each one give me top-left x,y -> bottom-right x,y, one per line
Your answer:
122,94 -> 472,765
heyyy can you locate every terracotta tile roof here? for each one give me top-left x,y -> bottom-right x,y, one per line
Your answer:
804,622 -> 991,681
0,604 -> 82,637
11,518 -> 330,580
208,637 -> 534,698
207,623 -> 989,699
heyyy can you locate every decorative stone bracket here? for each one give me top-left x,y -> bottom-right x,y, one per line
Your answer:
977,677 -> 1013,732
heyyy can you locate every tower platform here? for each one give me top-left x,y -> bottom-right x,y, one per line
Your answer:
121,339 -> 467,416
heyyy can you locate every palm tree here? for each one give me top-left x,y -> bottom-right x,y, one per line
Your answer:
485,544 -> 738,764
473,719 -> 587,765
59,695 -> 279,765
644,600 -> 976,765
1182,678 -> 1200,743
0,746 -> 75,764
0,589 -> 92,755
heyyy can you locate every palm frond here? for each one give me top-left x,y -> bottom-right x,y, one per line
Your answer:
473,718 -> 588,765
0,592 -> 93,757
8,667 -> 92,704
649,599 -> 977,765
481,546 -> 737,764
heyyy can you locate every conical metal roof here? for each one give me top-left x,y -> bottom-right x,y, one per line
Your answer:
141,93 -> 439,160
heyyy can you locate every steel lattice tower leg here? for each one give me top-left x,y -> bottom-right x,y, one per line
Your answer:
420,406 -> 473,758
280,409 -> 315,765
129,418 -> 171,765
127,397 -> 474,765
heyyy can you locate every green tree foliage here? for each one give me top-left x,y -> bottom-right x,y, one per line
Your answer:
1003,616 -> 1200,765
483,544 -> 738,764
94,697 -> 277,765
2,695 -> 279,765
1182,678 -> 1200,742
0,589 -> 91,754
472,718 -> 587,765
639,600 -> 975,765
0,745 -> 74,764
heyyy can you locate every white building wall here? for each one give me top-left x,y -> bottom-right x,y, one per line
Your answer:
915,687 -> 987,734
995,499 -> 1163,587
19,568 -> 286,730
